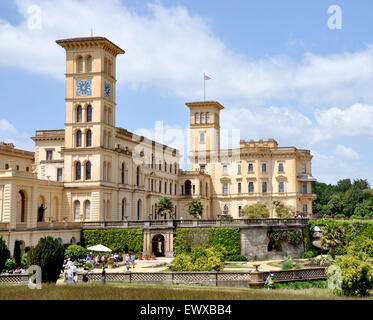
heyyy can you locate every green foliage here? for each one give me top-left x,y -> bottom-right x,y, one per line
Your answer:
173,227 -> 240,257
346,236 -> 373,257
170,246 -> 225,271
281,256 -> 297,270
312,179 -> 373,218
269,230 -> 303,246
157,197 -> 174,218
0,237 -> 10,272
301,249 -> 318,258
327,254 -> 373,296
320,222 -> 346,258
21,252 -> 28,268
4,258 -> 16,272
81,229 -> 144,254
187,200 -> 204,218
13,241 -> 22,267
27,236 -> 65,283
65,245 -> 87,261
274,280 -> 327,289
302,226 -> 312,250
226,254 -> 249,261
84,262 -> 93,268
241,203 -> 269,218
107,259 -> 114,265
273,201 -> 295,218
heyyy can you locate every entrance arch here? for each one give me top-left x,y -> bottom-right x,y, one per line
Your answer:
152,234 -> 165,257
18,190 -> 27,223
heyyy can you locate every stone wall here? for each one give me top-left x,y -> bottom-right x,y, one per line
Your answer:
240,227 -> 305,260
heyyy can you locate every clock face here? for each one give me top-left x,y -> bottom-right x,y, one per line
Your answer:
104,81 -> 111,98
76,79 -> 92,96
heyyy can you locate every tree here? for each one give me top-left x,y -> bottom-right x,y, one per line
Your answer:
342,185 -> 363,217
65,244 -> 87,261
336,179 -> 352,193
188,200 -> 204,219
156,197 -> 174,219
241,203 -> 269,218
353,179 -> 370,191
354,202 -> 373,218
13,240 -> 22,267
273,201 -> 295,218
320,223 -> 346,259
0,237 -> 10,272
27,236 -> 65,283
327,194 -> 344,216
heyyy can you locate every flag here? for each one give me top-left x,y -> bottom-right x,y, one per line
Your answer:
204,74 -> 211,80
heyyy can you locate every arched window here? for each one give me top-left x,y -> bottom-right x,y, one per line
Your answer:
200,112 -> 205,124
195,113 -> 199,124
87,105 -> 92,122
223,204 -> 229,215
86,130 -> 92,147
76,162 -> 81,180
137,199 -> 141,220
164,162 -> 167,172
76,105 -> 82,122
87,56 -> 92,72
206,112 -> 210,123
121,163 -> 125,184
76,130 -> 82,147
84,200 -> 91,219
136,166 -> 140,186
85,161 -> 91,180
74,200 -> 80,219
169,163 -> 172,173
77,56 -> 83,73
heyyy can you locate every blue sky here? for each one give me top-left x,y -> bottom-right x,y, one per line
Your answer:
0,0 -> 372,185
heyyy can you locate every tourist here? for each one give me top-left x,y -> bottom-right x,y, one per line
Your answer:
66,258 -> 72,267
66,267 -> 74,284
101,266 -> 106,285
90,252 -> 94,261
86,254 -> 91,262
264,273 -> 275,290
71,263 -> 77,280
130,254 -> 136,268
125,253 -> 130,270
114,252 -> 119,261
95,255 -> 100,266
180,216 -> 183,224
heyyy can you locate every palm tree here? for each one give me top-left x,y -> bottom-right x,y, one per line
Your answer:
156,197 -> 174,219
320,223 -> 346,259
188,200 -> 204,219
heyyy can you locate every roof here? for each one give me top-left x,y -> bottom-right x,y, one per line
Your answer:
56,36 -> 125,55
185,101 -> 224,110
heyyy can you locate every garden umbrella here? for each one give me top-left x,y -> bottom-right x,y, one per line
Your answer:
86,244 -> 112,252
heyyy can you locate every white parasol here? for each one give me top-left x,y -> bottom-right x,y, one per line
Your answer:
86,244 -> 112,252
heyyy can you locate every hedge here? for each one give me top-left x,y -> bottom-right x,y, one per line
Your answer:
81,229 -> 144,254
173,227 -> 240,256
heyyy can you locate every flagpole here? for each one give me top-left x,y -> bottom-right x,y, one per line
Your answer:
203,73 -> 206,101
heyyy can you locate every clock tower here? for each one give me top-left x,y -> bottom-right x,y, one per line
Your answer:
56,36 -> 124,185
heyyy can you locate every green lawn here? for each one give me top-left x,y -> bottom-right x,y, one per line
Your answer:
0,283 -> 371,300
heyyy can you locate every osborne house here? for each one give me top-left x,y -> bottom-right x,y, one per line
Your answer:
0,36 -> 316,256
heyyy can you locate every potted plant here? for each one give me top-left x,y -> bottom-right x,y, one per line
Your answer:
151,255 -> 156,260
144,255 -> 149,260
137,253 -> 143,260
107,259 -> 114,269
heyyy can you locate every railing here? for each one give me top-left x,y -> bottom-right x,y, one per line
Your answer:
0,274 -> 29,284
75,267 -> 326,287
80,218 -> 309,229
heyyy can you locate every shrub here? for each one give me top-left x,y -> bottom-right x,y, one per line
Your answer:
275,280 -> 327,289
334,247 -> 347,256
170,254 -> 193,271
81,229 -> 144,254
301,249 -> 318,259
327,254 -> 373,296
4,258 -> 16,272
335,214 -> 345,219
269,230 -> 303,246
65,244 -> 87,261
27,236 -> 65,283
346,236 -> 373,257
281,260 -> 293,270
0,237 -> 10,272
21,252 -> 28,268
241,203 -> 270,218
226,254 -> 249,261
173,227 -> 240,257
85,262 -> 93,269
13,240 -> 22,267
107,259 -> 114,265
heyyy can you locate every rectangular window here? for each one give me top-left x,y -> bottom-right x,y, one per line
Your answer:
222,164 -> 228,175
200,165 -> 205,173
248,163 -> 254,172
46,150 -> 53,160
262,163 -> 267,172
238,182 -> 241,193
302,182 -> 307,194
57,168 -> 63,182
200,132 -> 205,144
279,181 -> 284,193
278,162 -> 284,172
262,181 -> 267,193
222,183 -> 228,194
302,164 -> 306,173
237,163 -> 241,174
303,204 -> 308,213
248,181 -> 254,193
238,205 -> 242,217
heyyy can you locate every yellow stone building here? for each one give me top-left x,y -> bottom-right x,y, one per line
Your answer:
0,36 -> 316,254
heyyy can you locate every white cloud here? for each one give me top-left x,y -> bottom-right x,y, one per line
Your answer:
334,145 -> 360,160
0,119 -> 33,151
0,0 -> 373,107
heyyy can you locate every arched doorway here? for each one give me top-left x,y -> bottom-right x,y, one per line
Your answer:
18,190 -> 27,223
152,234 -> 165,257
185,180 -> 192,196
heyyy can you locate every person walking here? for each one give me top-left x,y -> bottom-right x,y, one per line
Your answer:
101,266 -> 106,285
264,273 -> 275,290
125,253 -> 131,270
